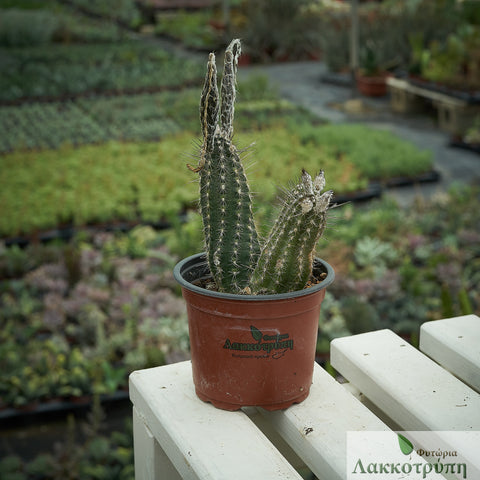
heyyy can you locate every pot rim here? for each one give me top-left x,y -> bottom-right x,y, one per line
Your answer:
173,252 -> 335,301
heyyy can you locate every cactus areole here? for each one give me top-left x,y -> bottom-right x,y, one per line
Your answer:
173,39 -> 335,410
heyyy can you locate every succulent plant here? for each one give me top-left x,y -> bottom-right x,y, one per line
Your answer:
188,39 -> 333,295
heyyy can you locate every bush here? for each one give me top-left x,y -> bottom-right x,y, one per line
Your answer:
0,8 -> 59,46
66,0 -> 142,29
155,9 -> 221,50
239,0 -> 321,61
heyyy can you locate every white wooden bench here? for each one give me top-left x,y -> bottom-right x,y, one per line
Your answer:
420,314 -> 480,393
331,314 -> 480,477
130,315 -> 480,479
386,76 -> 480,135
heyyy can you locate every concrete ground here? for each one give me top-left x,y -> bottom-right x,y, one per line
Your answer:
237,61 -> 480,207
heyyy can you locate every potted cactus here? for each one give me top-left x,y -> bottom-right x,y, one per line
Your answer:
173,39 -> 335,411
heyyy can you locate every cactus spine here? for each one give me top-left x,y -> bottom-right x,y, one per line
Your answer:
190,39 -> 261,293
189,39 -> 332,295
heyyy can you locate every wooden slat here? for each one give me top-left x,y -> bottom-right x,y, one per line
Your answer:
386,77 -> 467,106
129,361 -> 303,480
330,329 -> 480,432
133,406 -> 182,480
420,315 -> 480,393
259,363 -> 390,480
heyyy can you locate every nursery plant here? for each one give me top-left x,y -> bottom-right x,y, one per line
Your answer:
185,38 -> 333,295
173,39 -> 335,411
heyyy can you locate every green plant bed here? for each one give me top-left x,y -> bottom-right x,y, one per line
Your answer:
0,123 -> 434,238
0,137 -> 198,237
290,122 -> 433,182
155,9 -> 222,50
0,73 -> 313,154
0,101 -> 111,153
317,185 -> 480,348
0,41 -> 205,103
0,402 -> 134,479
0,227 -> 189,409
0,3 -> 130,47
62,0 -> 142,29
1,186 -> 478,412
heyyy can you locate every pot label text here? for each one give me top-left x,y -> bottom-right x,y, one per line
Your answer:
223,325 -> 293,359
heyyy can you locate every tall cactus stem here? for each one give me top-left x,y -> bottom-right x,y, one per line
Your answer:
220,39 -> 240,139
194,39 -> 260,293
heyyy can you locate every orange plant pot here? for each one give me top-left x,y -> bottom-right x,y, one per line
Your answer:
356,72 -> 388,97
174,253 -> 335,411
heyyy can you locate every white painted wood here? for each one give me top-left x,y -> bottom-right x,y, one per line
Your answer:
243,407 -> 307,471
387,76 -> 467,107
420,315 -> 480,393
133,406 -> 181,480
259,363 -> 390,480
330,329 -> 480,432
129,361 -> 303,480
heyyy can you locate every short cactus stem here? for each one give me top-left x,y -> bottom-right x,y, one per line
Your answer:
250,170 -> 332,294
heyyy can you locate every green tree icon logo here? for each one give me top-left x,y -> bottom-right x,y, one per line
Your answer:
398,434 -> 414,455
250,325 -> 263,342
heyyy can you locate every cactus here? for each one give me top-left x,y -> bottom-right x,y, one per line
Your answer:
188,39 -> 332,295
250,170 -> 332,294
189,39 -> 261,293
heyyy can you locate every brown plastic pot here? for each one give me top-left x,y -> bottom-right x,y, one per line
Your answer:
173,253 -> 335,411
356,71 -> 388,97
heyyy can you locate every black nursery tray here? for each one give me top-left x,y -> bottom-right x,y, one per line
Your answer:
0,391 -> 129,428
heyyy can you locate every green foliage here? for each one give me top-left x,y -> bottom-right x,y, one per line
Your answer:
420,24 -> 480,89
0,138 -> 197,236
0,118 -> 435,238
240,0 -> 321,61
53,10 -> 128,44
0,101 -> 109,152
162,212 -> 204,260
0,229 -> 189,408
321,185 -> 480,340
0,41 -> 204,102
326,197 -> 406,246
0,85 -> 309,154
291,123 -> 433,181
354,236 -> 400,278
0,409 -> 134,479
155,9 -> 221,49
241,126 -> 367,198
315,0 -> 462,73
66,0 -> 142,29
341,296 -> 380,335
0,8 -> 59,46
